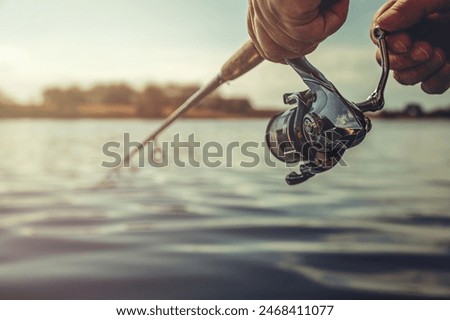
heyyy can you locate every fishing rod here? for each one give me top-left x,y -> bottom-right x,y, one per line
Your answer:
104,40 -> 263,181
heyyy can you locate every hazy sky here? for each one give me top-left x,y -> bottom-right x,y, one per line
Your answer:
0,0 -> 448,109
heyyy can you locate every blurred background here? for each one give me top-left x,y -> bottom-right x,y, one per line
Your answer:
0,0 -> 449,299
0,0 -> 449,114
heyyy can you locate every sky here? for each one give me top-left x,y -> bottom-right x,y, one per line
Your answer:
0,0 -> 448,110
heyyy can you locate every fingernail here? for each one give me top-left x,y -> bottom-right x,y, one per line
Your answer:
393,41 -> 408,53
412,47 -> 430,61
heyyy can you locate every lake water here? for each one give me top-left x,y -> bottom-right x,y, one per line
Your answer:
0,119 -> 449,299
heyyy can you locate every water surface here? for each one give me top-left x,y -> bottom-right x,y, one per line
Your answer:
0,119 -> 449,299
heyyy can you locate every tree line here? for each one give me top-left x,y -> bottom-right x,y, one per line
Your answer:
0,83 -> 256,118
2,84 -> 448,119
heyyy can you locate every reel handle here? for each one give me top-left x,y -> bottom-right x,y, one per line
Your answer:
356,27 -> 390,113
286,171 -> 315,185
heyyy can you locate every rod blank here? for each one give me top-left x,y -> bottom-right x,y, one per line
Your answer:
105,40 -> 263,180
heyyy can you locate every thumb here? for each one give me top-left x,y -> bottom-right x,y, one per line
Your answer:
377,0 -> 450,31
322,0 -> 350,36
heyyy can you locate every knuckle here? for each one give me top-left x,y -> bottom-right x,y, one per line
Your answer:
424,51 -> 446,69
394,71 -> 412,85
434,48 -> 446,64
411,41 -> 433,60
386,32 -> 411,53
415,41 -> 433,52
394,70 -> 420,85
421,66 -> 450,94
422,82 -> 447,94
389,54 -> 407,70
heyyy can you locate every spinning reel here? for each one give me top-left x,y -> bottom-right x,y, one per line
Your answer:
266,27 -> 390,185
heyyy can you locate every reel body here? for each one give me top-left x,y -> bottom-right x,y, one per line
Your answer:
265,27 -> 389,185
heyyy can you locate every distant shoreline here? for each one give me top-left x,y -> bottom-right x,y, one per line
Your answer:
0,110 -> 280,120
1,83 -> 449,120
1,113 -> 449,121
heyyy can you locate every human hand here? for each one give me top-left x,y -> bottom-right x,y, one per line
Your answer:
372,0 -> 450,94
247,0 -> 349,63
